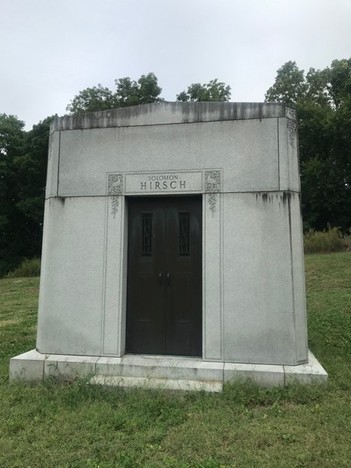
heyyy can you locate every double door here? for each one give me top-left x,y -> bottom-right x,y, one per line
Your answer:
126,196 -> 202,356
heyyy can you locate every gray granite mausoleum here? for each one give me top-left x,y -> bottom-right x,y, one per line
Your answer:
10,102 -> 327,390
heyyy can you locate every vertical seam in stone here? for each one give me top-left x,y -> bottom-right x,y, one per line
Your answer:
117,196 -> 125,356
56,130 -> 61,196
288,196 -> 297,364
101,179 -> 109,354
202,193 -> 206,360
220,192 -> 224,361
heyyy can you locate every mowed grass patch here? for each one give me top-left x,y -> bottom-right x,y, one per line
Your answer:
305,253 -> 351,389
0,277 -> 38,380
0,253 -> 350,467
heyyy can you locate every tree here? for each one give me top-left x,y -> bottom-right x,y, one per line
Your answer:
115,74 -> 162,106
0,114 -> 54,275
328,58 -> 351,108
265,60 -> 351,231
0,114 -> 26,274
67,73 -> 163,113
0,113 -> 25,156
265,61 -> 307,106
65,85 -> 117,114
176,79 -> 231,102
15,116 -> 55,241
67,74 -> 232,114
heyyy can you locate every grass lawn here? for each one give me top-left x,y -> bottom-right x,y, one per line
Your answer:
0,253 -> 350,467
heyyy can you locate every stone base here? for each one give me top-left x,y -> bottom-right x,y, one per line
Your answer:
9,350 -> 328,390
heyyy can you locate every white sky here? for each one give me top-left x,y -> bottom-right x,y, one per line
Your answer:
1,0 -> 351,129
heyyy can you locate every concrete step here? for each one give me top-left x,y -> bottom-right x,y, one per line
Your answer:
90,375 -> 223,392
96,355 -> 224,382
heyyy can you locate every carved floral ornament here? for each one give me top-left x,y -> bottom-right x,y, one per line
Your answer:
286,108 -> 297,148
204,170 -> 221,215
108,173 -> 123,217
108,170 -> 222,217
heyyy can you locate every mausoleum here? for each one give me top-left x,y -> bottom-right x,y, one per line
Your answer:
10,102 -> 327,391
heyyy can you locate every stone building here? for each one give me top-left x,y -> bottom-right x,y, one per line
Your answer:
10,102 -> 327,390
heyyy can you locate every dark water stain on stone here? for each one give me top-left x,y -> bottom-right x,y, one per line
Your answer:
281,192 -> 292,204
259,192 -> 274,203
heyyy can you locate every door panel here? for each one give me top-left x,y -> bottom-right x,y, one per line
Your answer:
126,196 -> 202,356
126,201 -> 164,354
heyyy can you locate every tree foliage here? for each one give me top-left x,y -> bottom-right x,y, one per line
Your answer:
67,75 -> 231,114
176,79 -> 231,102
0,114 -> 54,275
0,114 -> 25,274
265,61 -> 307,106
0,113 -> 25,156
265,59 -> 351,231
66,73 -> 163,113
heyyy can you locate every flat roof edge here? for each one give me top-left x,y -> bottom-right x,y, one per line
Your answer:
51,102 -> 292,132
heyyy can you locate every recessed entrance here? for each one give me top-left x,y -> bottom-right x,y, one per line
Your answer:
126,196 -> 202,356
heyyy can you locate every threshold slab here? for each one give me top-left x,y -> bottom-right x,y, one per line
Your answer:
90,375 -> 223,392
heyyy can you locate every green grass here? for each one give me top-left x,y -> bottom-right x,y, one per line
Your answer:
0,253 -> 350,467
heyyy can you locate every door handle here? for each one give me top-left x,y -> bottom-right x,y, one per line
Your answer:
158,272 -> 163,285
166,272 -> 171,286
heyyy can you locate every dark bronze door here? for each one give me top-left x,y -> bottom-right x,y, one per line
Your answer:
126,196 -> 202,356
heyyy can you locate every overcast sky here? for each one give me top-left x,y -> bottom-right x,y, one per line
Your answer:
1,0 -> 351,130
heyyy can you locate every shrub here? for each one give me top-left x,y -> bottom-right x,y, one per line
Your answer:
343,231 -> 351,251
304,227 -> 350,254
6,258 -> 41,278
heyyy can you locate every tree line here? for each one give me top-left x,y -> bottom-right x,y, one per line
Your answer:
1,61 -> 350,275
265,59 -> 351,232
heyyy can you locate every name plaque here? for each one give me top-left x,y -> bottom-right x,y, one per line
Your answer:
125,171 -> 203,194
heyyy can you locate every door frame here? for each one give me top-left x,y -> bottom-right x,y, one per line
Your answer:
102,171 -> 223,362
